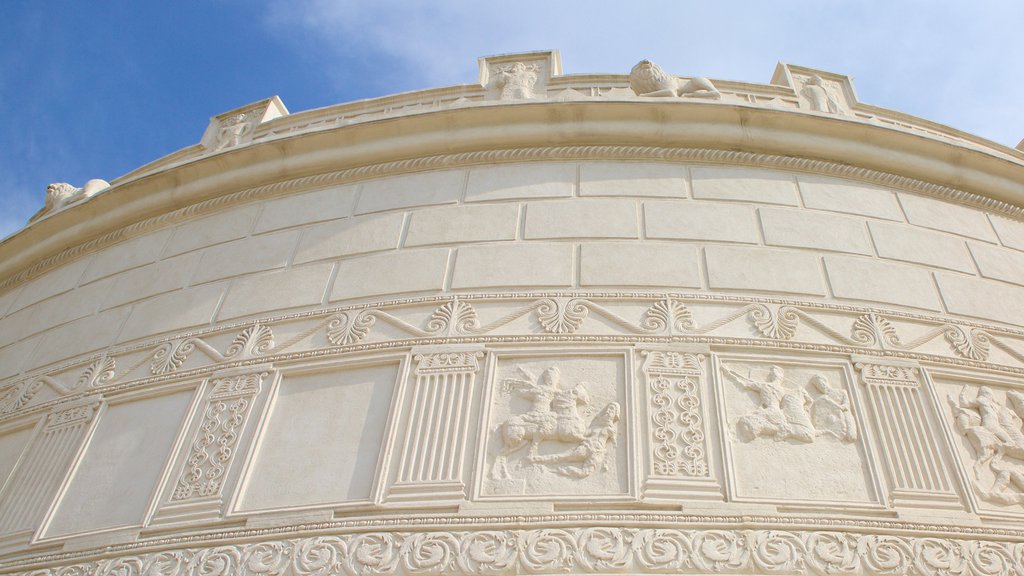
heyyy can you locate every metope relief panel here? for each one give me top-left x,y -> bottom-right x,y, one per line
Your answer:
716,356 -> 880,507
478,351 -> 630,499
933,374 -> 1024,515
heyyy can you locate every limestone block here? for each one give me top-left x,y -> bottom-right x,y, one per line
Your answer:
219,262 -> 334,320
797,175 -> 903,221
80,230 -> 172,284
0,335 -> 41,380
45,390 -> 193,537
644,201 -> 760,244
705,246 -> 825,295
117,283 -> 226,343
294,212 -> 403,264
330,249 -> 449,301
0,427 -> 32,494
239,363 -> 399,510
465,163 -> 574,202
355,170 -> 465,214
191,230 -> 300,284
8,256 -> 92,313
18,279 -> 113,339
868,221 -> 975,272
0,306 -> 34,349
28,307 -> 131,370
579,243 -> 701,288
452,243 -> 572,289
579,162 -> 688,198
405,203 -> 518,247
524,199 -> 638,239
989,214 -> 1024,251
691,166 -> 799,206
936,272 -> 1024,325
824,256 -> 941,310
969,242 -> 1024,285
99,252 -> 201,311
253,185 -> 357,233
0,285 -> 21,318
897,193 -> 998,242
759,207 -> 871,255
162,205 -> 261,258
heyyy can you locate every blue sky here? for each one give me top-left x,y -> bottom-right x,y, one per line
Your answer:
2,1 -> 1022,240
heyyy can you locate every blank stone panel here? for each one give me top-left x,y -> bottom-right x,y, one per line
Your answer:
989,215 -> 1024,251
867,221 -> 975,273
705,246 -> 825,295
117,283 -> 226,343
162,206 -> 261,258
936,273 -> 1024,325
46,390 -> 193,537
294,212 -> 404,264
580,243 -> 701,288
465,163 -> 575,202
797,175 -> 904,221
969,242 -> 1024,286
524,199 -> 638,239
356,170 -> 465,214
897,193 -> 998,242
253,185 -> 357,233
404,203 -> 518,247
9,257 -> 92,314
0,335 -> 41,380
579,162 -> 688,198
644,201 -> 760,244
452,243 -> 572,289
759,207 -> 871,255
218,263 -> 334,320
824,256 -> 941,311
330,249 -> 449,301
80,230 -> 172,284
28,307 -> 131,371
239,363 -> 399,510
191,230 -> 300,284
691,166 -> 799,206
100,252 -> 201,310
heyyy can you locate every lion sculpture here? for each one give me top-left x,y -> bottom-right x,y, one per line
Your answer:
629,59 -> 720,99
29,179 -> 110,223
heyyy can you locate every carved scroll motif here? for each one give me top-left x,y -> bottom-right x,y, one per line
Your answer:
172,372 -> 267,501
642,351 -> 708,477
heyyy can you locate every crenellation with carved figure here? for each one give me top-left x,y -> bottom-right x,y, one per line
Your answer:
1,50 -> 1024,574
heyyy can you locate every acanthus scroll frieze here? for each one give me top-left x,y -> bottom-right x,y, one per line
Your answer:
9,526 -> 1024,576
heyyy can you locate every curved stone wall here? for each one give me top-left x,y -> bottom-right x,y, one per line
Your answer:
2,52 -> 1024,575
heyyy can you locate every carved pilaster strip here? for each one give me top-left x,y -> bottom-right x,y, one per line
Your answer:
855,361 -> 961,508
642,351 -> 709,477
390,348 -> 484,501
171,372 -> 267,502
0,397 -> 101,534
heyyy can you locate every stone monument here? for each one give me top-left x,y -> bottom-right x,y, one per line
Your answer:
1,50 -> 1024,574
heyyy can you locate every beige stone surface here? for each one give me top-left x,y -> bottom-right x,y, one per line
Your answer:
219,262 -> 334,320
162,205 -> 261,257
867,221 -> 975,272
824,256 -> 941,310
253,185 -> 357,233
936,272 -> 1024,324
525,199 -> 638,239
579,242 -> 701,288
356,170 -> 465,214
579,162 -> 688,197
644,201 -> 760,244
330,249 -> 449,301
797,176 -> 903,220
117,283 -> 226,342
705,245 -> 825,295
80,230 -> 171,284
759,207 -> 871,254
294,212 -> 403,263
691,166 -> 799,205
405,203 -> 518,247
191,230 -> 299,284
897,192 -> 998,242
465,163 -> 575,202
969,242 -> 1024,285
452,243 -> 572,289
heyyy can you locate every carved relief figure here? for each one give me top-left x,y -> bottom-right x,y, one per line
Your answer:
491,366 -> 618,480
214,113 -> 254,151
948,385 -> 1024,505
494,62 -> 539,100
800,75 -> 842,114
723,364 -> 857,444
810,375 -> 858,442
629,60 -> 720,99
31,179 -> 111,222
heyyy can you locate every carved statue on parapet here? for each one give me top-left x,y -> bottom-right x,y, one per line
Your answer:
214,113 -> 254,151
949,385 -> 1024,506
30,179 -> 110,223
724,364 -> 857,444
800,75 -> 842,114
494,62 -> 539,100
629,59 -> 720,99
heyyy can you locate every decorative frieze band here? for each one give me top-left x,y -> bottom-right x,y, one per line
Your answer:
9,526 -> 1024,576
